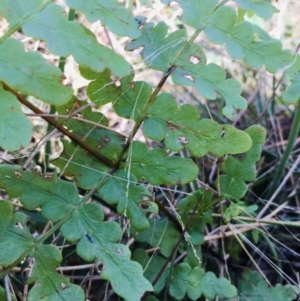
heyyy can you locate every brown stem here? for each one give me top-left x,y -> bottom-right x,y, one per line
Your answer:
114,66 -> 176,169
141,199 -> 200,300
2,82 -> 116,169
154,198 -> 182,232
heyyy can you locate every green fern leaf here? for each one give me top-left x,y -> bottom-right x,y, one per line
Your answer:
126,21 -> 247,120
0,166 -> 153,301
0,201 -> 85,301
52,141 -> 110,189
237,270 -> 298,301
132,219 -> 181,257
144,93 -> 252,157
0,84 -> 31,151
0,1 -> 131,76
66,0 -> 144,38
27,244 -> 85,301
60,202 -> 153,301
169,263 -> 237,300
122,141 -> 199,185
161,0 -> 293,73
0,165 -> 81,222
219,125 -> 267,200
0,38 -> 72,105
98,170 -> 158,231
0,201 -> 35,267
232,0 -> 278,18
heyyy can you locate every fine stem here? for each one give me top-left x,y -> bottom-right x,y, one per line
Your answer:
266,99 -> 300,199
2,82 -> 116,169
141,199 -> 200,301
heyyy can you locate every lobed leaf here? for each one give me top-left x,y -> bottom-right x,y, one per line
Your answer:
219,125 -> 266,200
0,201 -> 84,301
0,1 -> 131,77
144,93 -> 252,157
200,271 -> 237,300
0,84 -> 31,151
237,270 -> 298,301
27,244 -> 85,301
161,0 -> 293,74
232,0 -> 278,19
224,203 -> 240,223
126,22 -> 192,72
98,170 -> 158,231
170,263 -> 191,300
169,263 -> 237,300
82,68 -> 152,122
55,98 -> 126,163
0,38 -> 72,105
282,72 -> 300,104
132,218 -> 181,257
133,249 -> 168,293
160,0 -> 217,30
121,141 -> 199,185
126,21 -> 247,120
60,202 -> 153,301
0,200 -> 35,267
0,166 -> 153,301
52,141 -> 110,190
66,0 -> 144,38
0,165 -> 81,222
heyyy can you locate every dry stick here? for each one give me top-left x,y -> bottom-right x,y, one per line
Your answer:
205,201 -> 289,241
141,200 -> 200,301
154,198 -> 182,232
4,275 -> 12,301
2,264 -> 96,273
227,223 -> 272,286
2,82 -> 116,169
244,75 -> 284,128
23,128 -> 60,170
257,154 -> 300,219
26,113 -> 126,137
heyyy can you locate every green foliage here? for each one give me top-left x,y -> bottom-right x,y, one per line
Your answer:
143,93 -> 251,156
0,0 -> 297,300
282,72 -> 300,104
0,200 -> 85,300
0,166 -> 152,301
233,0 -> 278,18
0,1 -> 131,76
132,219 -> 181,257
219,125 -> 267,200
224,203 -> 240,223
126,21 -> 247,120
121,141 -> 199,185
0,38 -> 73,105
0,84 -> 31,151
161,0 -> 293,73
65,0 -> 144,38
0,285 -> 16,301
236,270 -> 298,301
169,263 -> 237,300
98,170 -> 158,230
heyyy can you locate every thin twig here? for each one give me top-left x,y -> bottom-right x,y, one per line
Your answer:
2,82 -> 116,169
257,154 -> 300,218
141,199 -> 200,301
4,275 -> 12,301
